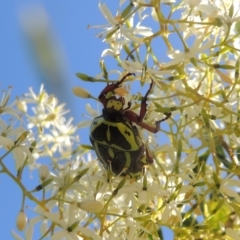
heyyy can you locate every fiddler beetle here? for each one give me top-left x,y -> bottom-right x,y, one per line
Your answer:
90,73 -> 171,176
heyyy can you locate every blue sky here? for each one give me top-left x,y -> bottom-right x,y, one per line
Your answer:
0,1 -> 173,239
1,1 -> 106,238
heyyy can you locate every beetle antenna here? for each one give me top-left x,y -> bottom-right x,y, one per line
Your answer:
142,78 -> 154,104
158,112 -> 172,123
123,102 -> 131,111
126,45 -> 140,60
119,72 -> 135,85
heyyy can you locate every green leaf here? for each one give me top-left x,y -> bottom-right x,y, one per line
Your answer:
79,144 -> 94,150
213,64 -> 235,69
193,181 -> 207,187
235,57 -> 240,80
112,177 -> 126,196
229,2 -> 234,18
76,73 -> 97,82
153,102 -> 173,112
212,171 -> 219,187
33,178 -> 53,192
106,28 -> 118,39
99,60 -> 108,80
169,182 -> 182,201
204,200 -> 231,229
29,141 -> 37,153
121,2 -> 134,19
237,147 -> 240,162
215,145 -> 231,169
182,211 -> 198,226
176,139 -> 182,162
74,168 -> 89,182
147,233 -> 154,240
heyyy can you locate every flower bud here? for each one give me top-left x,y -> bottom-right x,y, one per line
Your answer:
44,113 -> 57,121
39,165 -> 49,181
78,200 -> 103,213
16,211 -> 27,231
114,87 -> 128,96
16,100 -> 27,113
72,87 -> 91,98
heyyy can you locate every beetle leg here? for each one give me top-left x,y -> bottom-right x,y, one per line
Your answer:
124,79 -> 171,133
138,79 -> 154,122
98,73 -> 133,106
123,102 -> 132,111
145,145 -> 154,164
125,110 -> 171,133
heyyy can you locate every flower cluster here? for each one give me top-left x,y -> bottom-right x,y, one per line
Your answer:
75,0 -> 240,239
1,0 -> 240,239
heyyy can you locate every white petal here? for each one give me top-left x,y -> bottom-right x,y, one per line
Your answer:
224,178 -> 240,188
40,220 -> 49,237
77,120 -> 91,128
221,186 -> 239,199
183,151 -> 197,165
77,226 -> 102,240
199,37 -> 215,52
51,230 -> 69,240
13,147 -> 26,170
2,106 -> 21,119
68,232 -> 82,240
85,104 -> 98,117
138,191 -> 148,204
21,145 -> 34,164
29,216 -> 42,226
119,0 -> 127,6
230,133 -> 240,144
121,30 -> 143,44
162,204 -> 171,221
44,212 -> 66,228
122,60 -> 143,71
147,68 -> 173,75
25,225 -> 34,240
226,228 -> 240,240
99,3 -> 118,25
133,27 -> 153,37
101,49 -> 115,57
11,230 -> 24,240
170,203 -> 182,224
0,136 -> 14,148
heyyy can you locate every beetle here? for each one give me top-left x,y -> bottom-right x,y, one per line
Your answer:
90,73 -> 171,176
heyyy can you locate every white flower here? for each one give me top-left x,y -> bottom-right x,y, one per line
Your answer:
220,178 -> 240,202
0,124 -> 35,170
25,201 -> 56,239
164,36 -> 215,67
159,148 -> 197,173
96,2 -> 153,57
23,85 -> 69,129
0,87 -> 20,119
160,199 -> 183,224
45,204 -> 101,240
77,103 -> 99,129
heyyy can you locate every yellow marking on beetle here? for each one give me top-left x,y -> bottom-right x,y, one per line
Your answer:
91,116 -> 141,151
140,154 -> 147,164
107,126 -> 111,141
108,148 -> 114,158
125,152 -> 131,168
106,99 -> 123,110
